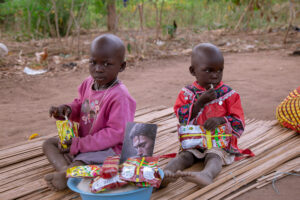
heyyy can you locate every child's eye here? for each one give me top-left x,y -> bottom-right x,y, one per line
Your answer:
89,60 -> 96,65
103,62 -> 112,67
205,69 -> 210,73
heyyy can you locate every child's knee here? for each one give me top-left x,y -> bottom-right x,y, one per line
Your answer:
178,151 -> 195,164
42,137 -> 59,153
205,153 -> 222,166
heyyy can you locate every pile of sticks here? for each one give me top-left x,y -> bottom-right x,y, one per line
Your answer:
0,106 -> 299,200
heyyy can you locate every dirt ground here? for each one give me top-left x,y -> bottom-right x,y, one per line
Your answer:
0,50 -> 299,199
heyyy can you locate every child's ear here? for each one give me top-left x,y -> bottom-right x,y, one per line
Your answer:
189,65 -> 195,76
119,61 -> 126,72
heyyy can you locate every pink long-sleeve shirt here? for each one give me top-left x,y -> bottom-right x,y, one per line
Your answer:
68,76 -> 136,155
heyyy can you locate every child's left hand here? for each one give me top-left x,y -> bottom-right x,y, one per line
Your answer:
58,139 -> 72,153
204,117 -> 226,131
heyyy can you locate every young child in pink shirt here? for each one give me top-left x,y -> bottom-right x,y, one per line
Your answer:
43,34 -> 136,191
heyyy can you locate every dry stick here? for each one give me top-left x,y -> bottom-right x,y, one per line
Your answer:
219,129 -> 296,179
234,0 -> 254,31
65,0 -> 75,38
211,147 -> 300,200
135,105 -> 166,117
182,138 -> 300,200
0,141 -> 43,160
0,167 -> 53,193
154,0 -> 159,41
223,182 -> 262,200
138,3 -> 144,31
39,189 -> 73,200
0,157 -> 46,175
134,107 -> 173,123
0,179 -> 47,200
21,189 -> 52,200
50,0 -> 61,44
283,0 -> 296,44
70,1 -> 87,58
0,158 -> 50,183
200,142 -> 300,200
0,149 -> 44,168
0,166 -> 53,189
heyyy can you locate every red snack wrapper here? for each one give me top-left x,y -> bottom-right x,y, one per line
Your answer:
178,125 -> 231,150
100,155 -> 120,179
66,165 -> 102,178
120,157 -> 162,188
90,174 -> 127,193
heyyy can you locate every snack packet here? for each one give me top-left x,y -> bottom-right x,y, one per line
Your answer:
120,157 -> 162,188
66,165 -> 102,178
178,124 -> 231,150
56,117 -> 79,149
90,174 -> 127,193
100,155 -> 120,179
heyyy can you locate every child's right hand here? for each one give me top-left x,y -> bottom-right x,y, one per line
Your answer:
49,105 -> 72,120
197,88 -> 217,105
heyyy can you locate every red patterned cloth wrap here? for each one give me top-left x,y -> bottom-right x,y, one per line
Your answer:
178,124 -> 231,150
66,165 -> 102,178
100,155 -> 120,179
90,174 -> 127,193
276,87 -> 300,133
120,157 -> 162,188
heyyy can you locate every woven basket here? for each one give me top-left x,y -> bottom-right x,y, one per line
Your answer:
276,87 -> 300,133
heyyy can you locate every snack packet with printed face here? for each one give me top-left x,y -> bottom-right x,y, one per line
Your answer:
66,165 -> 102,178
120,157 -> 162,188
56,118 -> 79,149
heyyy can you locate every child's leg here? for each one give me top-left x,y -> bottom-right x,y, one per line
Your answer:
181,153 -> 222,187
43,137 -> 84,191
42,137 -> 70,171
160,151 -> 195,188
44,160 -> 84,191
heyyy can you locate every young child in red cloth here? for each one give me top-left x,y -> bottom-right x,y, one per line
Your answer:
162,43 -> 253,188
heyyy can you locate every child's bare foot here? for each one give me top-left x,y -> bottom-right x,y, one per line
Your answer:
44,171 -> 67,191
160,170 -> 180,188
181,171 -> 213,187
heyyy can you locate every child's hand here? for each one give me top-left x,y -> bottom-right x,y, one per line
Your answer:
197,89 -> 217,106
58,138 -> 72,153
204,117 -> 226,131
49,105 -> 72,120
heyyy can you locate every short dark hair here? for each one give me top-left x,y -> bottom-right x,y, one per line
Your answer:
129,123 -> 156,141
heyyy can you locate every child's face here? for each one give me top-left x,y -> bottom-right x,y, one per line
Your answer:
89,48 -> 125,86
190,57 -> 224,89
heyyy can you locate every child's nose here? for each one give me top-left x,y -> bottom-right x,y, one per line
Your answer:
95,64 -> 105,72
211,72 -> 218,78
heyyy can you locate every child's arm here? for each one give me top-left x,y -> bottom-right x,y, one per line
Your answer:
223,93 -> 245,138
49,105 -> 71,120
191,89 -> 217,120
203,117 -> 226,130
174,88 -> 217,124
70,96 -> 136,155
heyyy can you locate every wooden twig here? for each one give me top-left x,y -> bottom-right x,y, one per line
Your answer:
138,3 -> 144,31
65,0 -> 75,38
283,0 -> 296,44
235,0 -> 254,31
50,0 -> 61,41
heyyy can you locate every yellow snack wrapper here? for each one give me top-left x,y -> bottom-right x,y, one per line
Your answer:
56,118 -> 79,149
66,165 -> 102,178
